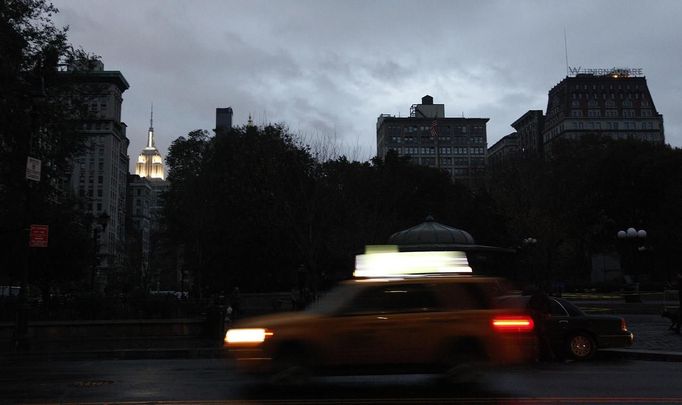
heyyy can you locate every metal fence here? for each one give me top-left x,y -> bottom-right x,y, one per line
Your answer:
0,294 -> 208,321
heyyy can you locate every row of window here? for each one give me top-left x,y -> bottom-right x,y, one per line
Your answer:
78,187 -> 103,198
571,92 -> 647,101
393,146 -> 485,156
571,109 -> 653,118
408,157 -> 486,166
571,121 -> 656,130
387,125 -> 485,135
389,135 -> 485,144
574,83 -> 640,91
571,99 -> 649,108
81,122 -> 112,131
559,132 -> 661,142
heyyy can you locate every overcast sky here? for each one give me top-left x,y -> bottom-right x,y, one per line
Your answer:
52,0 -> 682,171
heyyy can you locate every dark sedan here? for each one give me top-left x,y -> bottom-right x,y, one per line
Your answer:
497,295 -> 633,360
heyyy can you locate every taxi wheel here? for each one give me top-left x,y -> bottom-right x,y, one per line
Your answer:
270,349 -> 311,387
566,333 -> 596,360
442,342 -> 485,385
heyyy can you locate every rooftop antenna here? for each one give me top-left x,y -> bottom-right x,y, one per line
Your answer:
147,103 -> 155,148
564,27 -> 570,76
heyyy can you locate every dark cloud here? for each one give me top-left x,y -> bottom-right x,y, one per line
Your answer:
53,0 -> 682,171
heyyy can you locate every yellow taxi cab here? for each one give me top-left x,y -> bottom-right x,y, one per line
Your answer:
225,250 -> 537,384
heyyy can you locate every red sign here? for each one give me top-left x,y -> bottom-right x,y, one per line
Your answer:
29,225 -> 49,248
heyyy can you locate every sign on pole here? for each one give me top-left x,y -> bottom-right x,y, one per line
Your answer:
29,225 -> 49,248
26,157 -> 41,182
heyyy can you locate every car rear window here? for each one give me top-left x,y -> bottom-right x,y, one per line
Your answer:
558,298 -> 585,316
549,299 -> 569,316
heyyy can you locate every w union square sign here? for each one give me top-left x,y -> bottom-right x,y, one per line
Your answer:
568,66 -> 644,77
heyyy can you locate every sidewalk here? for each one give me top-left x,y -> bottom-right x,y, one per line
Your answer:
1,335 -> 226,359
574,298 -> 682,361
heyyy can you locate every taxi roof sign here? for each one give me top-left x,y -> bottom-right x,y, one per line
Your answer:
354,249 -> 472,278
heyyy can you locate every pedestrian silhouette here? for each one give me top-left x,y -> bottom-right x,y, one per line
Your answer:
528,289 -> 556,361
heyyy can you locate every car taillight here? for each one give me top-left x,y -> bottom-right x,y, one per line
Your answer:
621,318 -> 627,332
492,315 -> 535,333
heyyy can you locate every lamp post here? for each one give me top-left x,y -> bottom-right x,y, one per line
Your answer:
616,228 -> 647,277
522,237 -> 538,285
91,211 -> 110,292
617,227 -> 646,302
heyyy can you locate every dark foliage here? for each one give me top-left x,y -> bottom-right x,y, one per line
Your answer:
489,135 -> 682,287
0,0 -> 102,295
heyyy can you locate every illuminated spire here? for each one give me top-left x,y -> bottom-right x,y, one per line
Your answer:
147,103 -> 155,149
136,103 -> 165,180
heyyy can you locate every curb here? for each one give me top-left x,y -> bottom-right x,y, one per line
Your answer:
599,348 -> 682,362
0,347 -> 230,361
4,347 -> 682,363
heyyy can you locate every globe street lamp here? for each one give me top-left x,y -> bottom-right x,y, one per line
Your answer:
521,237 -> 538,285
616,227 -> 646,302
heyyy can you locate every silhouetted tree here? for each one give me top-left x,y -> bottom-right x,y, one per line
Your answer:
0,0 -> 104,294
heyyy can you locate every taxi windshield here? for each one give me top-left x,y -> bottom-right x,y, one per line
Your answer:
305,284 -> 363,315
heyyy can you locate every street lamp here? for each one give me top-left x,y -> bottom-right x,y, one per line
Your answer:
616,227 -> 647,302
521,237 -> 538,285
617,228 -> 647,241
91,211 -> 110,291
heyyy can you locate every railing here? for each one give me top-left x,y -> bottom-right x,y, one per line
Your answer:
0,291 -> 297,322
0,295 -> 207,322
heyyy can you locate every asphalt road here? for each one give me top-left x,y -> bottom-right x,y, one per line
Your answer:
1,357 -> 682,404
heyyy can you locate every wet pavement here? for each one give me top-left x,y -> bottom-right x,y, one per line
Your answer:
572,298 -> 682,360
622,314 -> 682,352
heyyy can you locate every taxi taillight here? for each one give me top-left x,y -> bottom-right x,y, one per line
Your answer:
491,315 -> 535,333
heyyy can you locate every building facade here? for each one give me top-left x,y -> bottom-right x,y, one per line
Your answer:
487,132 -> 519,170
377,96 -> 489,184
132,110 -> 169,290
135,107 -> 165,181
512,110 -> 545,156
216,107 -> 233,132
543,73 -> 664,151
63,61 -> 130,285
126,174 -> 152,287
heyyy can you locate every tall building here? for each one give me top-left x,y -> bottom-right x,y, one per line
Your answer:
377,95 -> 489,184
132,110 -> 169,291
126,174 -> 152,287
135,107 -> 165,180
512,110 -> 545,156
63,60 -> 130,283
133,110 -> 167,227
543,71 -> 664,150
487,133 -> 519,170
216,107 -> 233,131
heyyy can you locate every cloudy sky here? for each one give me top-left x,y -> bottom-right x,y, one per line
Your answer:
52,0 -> 682,171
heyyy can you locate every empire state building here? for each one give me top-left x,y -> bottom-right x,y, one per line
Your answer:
135,107 -> 165,180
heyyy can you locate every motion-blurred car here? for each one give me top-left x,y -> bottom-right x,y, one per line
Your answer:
225,276 -> 538,384
497,295 -> 633,360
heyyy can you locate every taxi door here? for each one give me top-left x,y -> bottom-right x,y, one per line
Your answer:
322,284 -> 441,367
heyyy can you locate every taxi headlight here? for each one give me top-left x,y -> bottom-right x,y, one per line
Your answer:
225,328 -> 273,344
